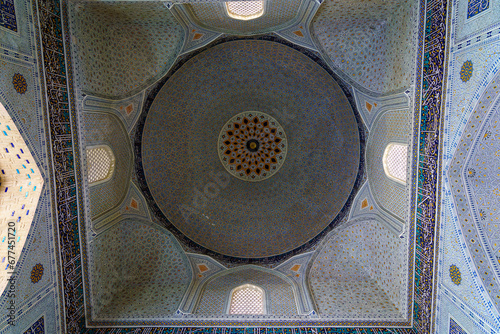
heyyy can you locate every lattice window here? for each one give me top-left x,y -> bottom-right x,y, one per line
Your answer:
383,143 -> 408,184
86,145 -> 115,184
225,1 -> 264,21
228,284 -> 265,314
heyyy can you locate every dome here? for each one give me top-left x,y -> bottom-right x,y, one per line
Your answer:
139,40 -> 362,258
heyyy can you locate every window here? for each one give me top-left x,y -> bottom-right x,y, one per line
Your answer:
228,284 -> 265,314
225,1 -> 264,21
383,143 -> 408,184
86,145 -> 115,184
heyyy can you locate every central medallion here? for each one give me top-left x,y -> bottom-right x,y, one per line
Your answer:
218,111 -> 287,181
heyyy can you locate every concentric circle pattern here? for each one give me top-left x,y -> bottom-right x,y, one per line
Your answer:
141,40 -> 361,258
218,111 -> 287,182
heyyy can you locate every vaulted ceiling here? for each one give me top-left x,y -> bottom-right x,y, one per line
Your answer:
2,0 -> 499,333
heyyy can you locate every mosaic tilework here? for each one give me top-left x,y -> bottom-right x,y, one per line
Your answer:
312,0 -> 418,93
467,0 -> 489,19
448,74 -> 500,314
445,42 -> 500,153
449,317 -> 468,334
0,59 -> 43,162
449,265 -> 462,286
0,0 -> 16,32
439,292 -> 494,334
353,89 -> 410,131
367,110 -> 411,220
169,5 -> 222,57
0,0 -> 33,56
438,8 -> 500,332
460,60 -> 474,82
90,329 -> 411,334
89,220 -> 191,320
82,92 -> 145,136
382,0 -> 420,93
195,267 -> 297,317
35,0 -> 84,330
0,103 -> 44,297
464,105 -> 500,276
218,111 -> 287,182
68,1 -> 184,99
93,181 -> 152,230
179,253 -> 226,314
436,196 -> 497,331
33,0 -> 448,330
348,182 -> 406,236
275,0 -> 320,52
275,252 -> 316,315
89,180 -> 152,233
0,190 -> 54,319
140,40 -> 361,259
12,73 -> 27,94
187,0 -> 302,35
133,34 -> 367,269
11,290 -> 59,334
309,220 -> 407,319
29,263 -> 43,283
83,112 -> 132,219
23,316 -> 44,334
454,0 -> 499,43
410,0 -> 449,332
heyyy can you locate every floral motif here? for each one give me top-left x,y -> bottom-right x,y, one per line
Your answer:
460,60 -> 473,82
218,111 -> 287,182
449,265 -> 462,285
12,73 -> 27,94
30,263 -> 44,283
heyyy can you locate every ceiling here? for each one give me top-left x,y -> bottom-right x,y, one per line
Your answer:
139,39 -> 362,258
3,0 -> 500,331
70,0 -> 416,327
16,0 -> 449,330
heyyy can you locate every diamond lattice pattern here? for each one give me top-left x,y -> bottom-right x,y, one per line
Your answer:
229,285 -> 264,314
226,1 -> 264,20
384,143 -> 407,183
87,146 -> 114,184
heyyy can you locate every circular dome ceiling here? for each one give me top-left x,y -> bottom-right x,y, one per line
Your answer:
141,40 -> 361,258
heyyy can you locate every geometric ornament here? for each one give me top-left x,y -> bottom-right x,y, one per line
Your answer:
361,198 -> 369,209
460,60 -> 473,82
12,73 -> 27,94
449,317 -> 468,334
449,264 -> 462,285
218,111 -> 287,182
30,263 -> 44,283
0,0 -> 18,33
23,316 -> 44,334
467,0 -> 489,19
